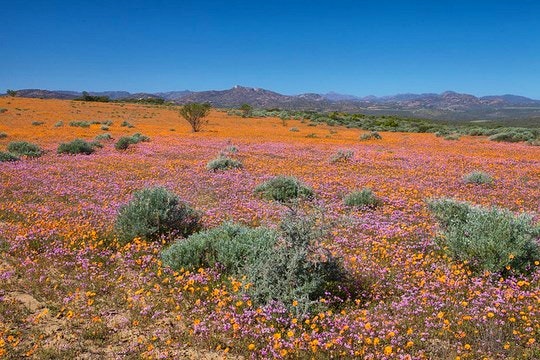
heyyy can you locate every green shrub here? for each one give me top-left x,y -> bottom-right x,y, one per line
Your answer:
344,188 -> 381,209
95,133 -> 113,141
32,121 -> 45,126
121,120 -> 134,128
444,134 -> 461,141
330,149 -> 354,163
254,176 -> 314,203
427,198 -> 540,274
54,121 -> 64,127
207,156 -> 243,171
489,131 -> 531,143
115,187 -> 202,244
289,127 -> 300,132
69,121 -> 91,128
7,141 -> 43,158
463,171 -> 493,185
115,137 -> 132,150
162,214 -> 350,314
0,108 -> 7,113
131,133 -> 150,143
0,132 -> 7,139
0,151 -> 19,162
114,133 -> 150,150
359,131 -> 382,140
161,222 -> 276,273
102,120 -> 113,126
244,213 -> 348,314
57,139 -> 95,155
101,125 -> 109,131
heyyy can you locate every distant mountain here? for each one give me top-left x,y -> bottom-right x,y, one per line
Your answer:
155,90 -> 193,100
5,87 -> 540,122
322,92 -> 360,101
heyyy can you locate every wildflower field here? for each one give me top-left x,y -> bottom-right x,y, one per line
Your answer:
0,98 -> 539,359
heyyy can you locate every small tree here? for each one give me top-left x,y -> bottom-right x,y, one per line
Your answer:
6,89 -> 17,97
239,103 -> 253,117
179,103 -> 211,132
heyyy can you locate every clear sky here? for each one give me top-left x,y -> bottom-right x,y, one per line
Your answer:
2,0 -> 539,98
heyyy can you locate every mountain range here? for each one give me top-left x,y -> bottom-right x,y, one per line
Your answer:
6,86 -> 540,122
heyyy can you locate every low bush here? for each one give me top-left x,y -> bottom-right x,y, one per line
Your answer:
427,198 -> 540,274
0,132 -> 7,139
344,188 -> 381,209
207,156 -> 243,171
162,213 -> 350,314
57,139 -> 95,155
329,149 -> 354,163
359,131 -> 382,140
101,125 -> 109,131
444,134 -> 461,141
289,127 -> 300,132
32,121 -> 45,126
161,222 -> 277,273
0,151 -> 19,162
114,133 -> 150,150
121,121 -> 134,128
254,176 -> 314,203
69,121 -> 91,128
115,187 -> 202,244
7,141 -> 43,158
463,171 -> 493,185
115,136 -> 132,150
54,121 -> 64,127
95,133 -> 113,141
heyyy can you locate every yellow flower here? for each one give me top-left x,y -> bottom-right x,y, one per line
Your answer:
384,345 -> 392,355
248,343 -> 255,350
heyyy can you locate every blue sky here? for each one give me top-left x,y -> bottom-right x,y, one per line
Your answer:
1,0 -> 539,97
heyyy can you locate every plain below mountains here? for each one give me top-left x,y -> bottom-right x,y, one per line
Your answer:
6,86 -> 540,122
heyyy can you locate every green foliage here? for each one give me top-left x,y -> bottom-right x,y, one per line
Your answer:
57,139 -> 96,155
115,136 -> 132,150
7,141 -> 43,158
329,149 -> 354,163
289,127 -> 300,132
254,176 -> 314,203
161,222 -> 277,273
427,198 -> 540,274
344,188 -> 381,209
0,151 -> 19,162
74,91 -> 110,102
359,131 -> 382,141
120,121 -> 134,128
463,171 -> 494,185
207,156 -> 243,171
179,103 -> 211,132
0,132 -> 7,139
95,133 -> 113,141
0,108 -> 7,113
6,89 -> 17,97
101,125 -> 109,131
488,130 -> 538,143
244,213 -> 348,314
239,103 -> 253,117
115,187 -> 202,244
69,121 -> 91,128
444,134 -> 461,140
114,133 -> 150,150
31,121 -> 45,126
162,214 -> 351,314
54,121 -> 64,127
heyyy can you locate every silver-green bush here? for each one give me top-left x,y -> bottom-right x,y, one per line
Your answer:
254,176 -> 314,203
344,188 -> 381,209
115,187 -> 202,244
463,171 -> 493,185
206,156 -> 243,171
428,198 -> 540,274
